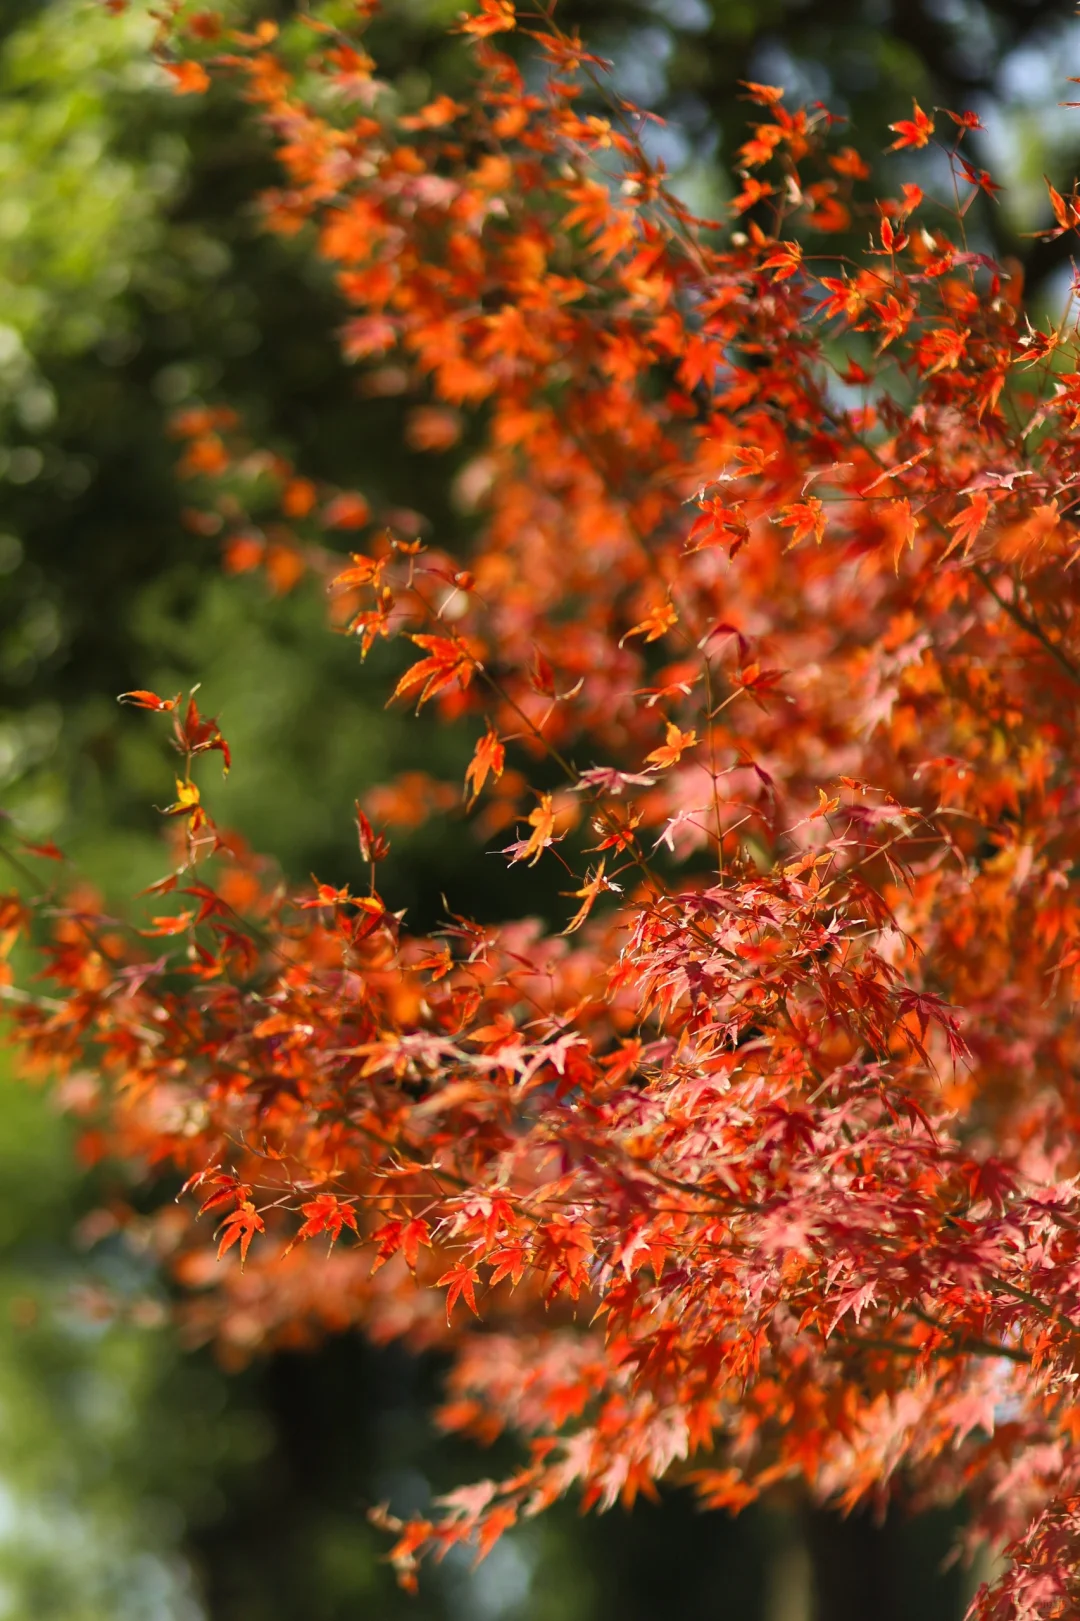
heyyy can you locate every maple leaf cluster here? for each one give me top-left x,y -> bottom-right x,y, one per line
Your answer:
11,4 -> 1080,1614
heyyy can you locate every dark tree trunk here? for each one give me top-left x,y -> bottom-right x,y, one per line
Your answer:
804,1505 -> 966,1621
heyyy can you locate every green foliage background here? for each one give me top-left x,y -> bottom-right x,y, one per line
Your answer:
0,0 -> 1074,1615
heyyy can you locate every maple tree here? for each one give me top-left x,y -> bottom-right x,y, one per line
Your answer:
10,1 -> 1080,1613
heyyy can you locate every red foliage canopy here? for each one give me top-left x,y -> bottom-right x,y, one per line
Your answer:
10,3 -> 1080,1612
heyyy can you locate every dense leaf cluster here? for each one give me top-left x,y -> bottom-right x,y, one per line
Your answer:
11,3 -> 1080,1615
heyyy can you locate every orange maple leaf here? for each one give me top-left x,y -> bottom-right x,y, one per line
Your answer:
760,241 -> 803,281
888,497 -> 918,573
944,490 -> 991,558
515,794 -> 555,867
645,723 -> 699,770
561,859 -> 617,935
739,81 -> 785,107
809,788 -> 841,820
465,726 -> 506,805
216,1201 -> 264,1267
622,600 -> 677,644
1043,178 -> 1080,239
164,60 -> 210,95
118,689 -> 180,712
777,497 -> 826,548
888,101 -> 934,150
456,0 -> 516,37
438,1261 -> 480,1318
291,1194 -> 359,1250
331,552 -> 384,592
393,635 -> 478,710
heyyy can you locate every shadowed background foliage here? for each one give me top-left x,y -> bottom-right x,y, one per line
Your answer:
0,0 -> 1072,1615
